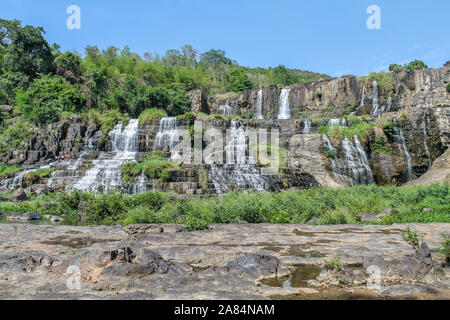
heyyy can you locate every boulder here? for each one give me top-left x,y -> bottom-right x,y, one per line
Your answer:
124,224 -> 163,234
376,208 -> 393,219
422,208 -> 433,213
226,253 -> 281,279
44,215 -> 64,224
360,213 -> 378,222
11,188 -> 28,202
306,217 -> 320,225
7,212 -> 42,221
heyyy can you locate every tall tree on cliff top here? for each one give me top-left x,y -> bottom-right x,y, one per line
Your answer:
0,19 -> 55,78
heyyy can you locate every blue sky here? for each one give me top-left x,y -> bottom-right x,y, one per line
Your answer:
2,0 -> 449,76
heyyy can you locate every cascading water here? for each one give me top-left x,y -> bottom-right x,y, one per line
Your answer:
302,120 -> 311,134
256,90 -> 264,120
0,161 -> 62,190
386,97 -> 393,113
360,86 -> 366,107
393,119 -> 412,181
277,88 -> 291,120
208,120 -> 269,194
371,80 -> 380,117
220,101 -> 232,117
47,130 -> 101,189
70,119 -> 140,193
421,112 -> 432,167
322,134 -> 373,186
328,119 -> 347,127
154,117 -> 182,161
155,117 -> 179,150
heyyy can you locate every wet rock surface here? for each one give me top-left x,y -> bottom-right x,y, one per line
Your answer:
0,223 -> 449,300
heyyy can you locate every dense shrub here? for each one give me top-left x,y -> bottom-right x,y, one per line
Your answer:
138,108 -> 168,124
1,183 -> 448,228
16,75 -> 86,124
122,156 -> 179,183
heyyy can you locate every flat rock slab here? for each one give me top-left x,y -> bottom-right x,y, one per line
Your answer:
6,212 -> 42,221
0,223 -> 448,300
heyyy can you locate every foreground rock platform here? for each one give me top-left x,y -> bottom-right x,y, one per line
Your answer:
0,223 -> 448,300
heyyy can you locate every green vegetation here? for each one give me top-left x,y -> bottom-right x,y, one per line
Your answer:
440,233 -> 450,263
0,163 -> 21,179
323,255 -> 342,271
402,227 -> 420,248
1,183 -> 448,229
23,168 -> 56,187
121,155 -> 179,183
404,60 -> 428,71
0,19 -> 330,153
371,137 -> 393,155
321,120 -> 374,142
367,72 -> 394,91
446,83 -> 450,94
138,108 -> 168,124
389,60 -> 428,72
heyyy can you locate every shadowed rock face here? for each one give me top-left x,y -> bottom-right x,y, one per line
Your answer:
0,223 -> 448,300
0,65 -> 448,195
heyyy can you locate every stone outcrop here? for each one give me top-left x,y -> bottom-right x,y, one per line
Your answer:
0,223 -> 448,300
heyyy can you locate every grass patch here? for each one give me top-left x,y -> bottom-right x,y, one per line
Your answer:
122,156 -> 179,183
1,183 -> 448,229
23,168 -> 56,187
367,72 -> 394,91
0,163 -> 21,179
139,108 -> 168,124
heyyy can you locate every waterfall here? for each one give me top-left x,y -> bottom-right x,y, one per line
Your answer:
0,161 -> 61,190
155,117 -> 179,150
277,88 -> 291,120
70,119 -> 140,193
352,135 -> 374,184
302,120 -> 311,134
131,172 -> 149,194
256,90 -> 264,120
421,112 -> 432,167
386,97 -> 393,113
208,120 -> 269,195
220,101 -> 232,117
328,119 -> 347,127
322,134 -> 373,186
393,119 -> 412,181
371,81 -> 380,117
360,86 -> 366,107
47,130 -> 101,189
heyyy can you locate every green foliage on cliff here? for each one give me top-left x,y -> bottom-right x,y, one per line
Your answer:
367,72 -> 394,91
404,60 -> 428,71
226,69 -> 254,92
446,83 -> 450,94
15,74 -> 86,124
0,120 -> 34,152
122,156 -> 179,183
0,18 -> 330,132
138,108 -> 168,124
0,163 -> 21,179
22,168 -> 56,187
371,137 -> 393,155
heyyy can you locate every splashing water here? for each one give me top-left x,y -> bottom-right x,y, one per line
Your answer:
277,88 -> 291,120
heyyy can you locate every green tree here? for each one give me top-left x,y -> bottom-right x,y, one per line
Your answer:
54,52 -> 82,83
16,75 -> 86,124
389,64 -> 403,72
270,65 -> 295,86
0,19 -> 55,78
404,60 -> 428,71
227,68 -> 254,92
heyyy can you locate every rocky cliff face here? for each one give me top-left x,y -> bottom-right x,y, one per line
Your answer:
1,64 -> 449,196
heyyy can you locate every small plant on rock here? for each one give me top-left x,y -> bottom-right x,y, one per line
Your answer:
402,227 -> 420,249
440,232 -> 450,263
323,254 -> 342,271
446,83 -> 450,94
